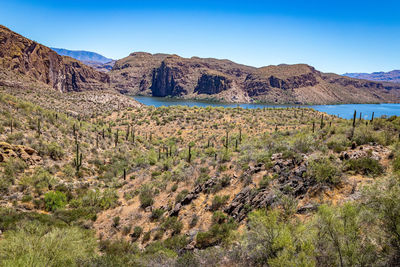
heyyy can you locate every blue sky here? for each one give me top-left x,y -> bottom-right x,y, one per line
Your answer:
1,0 -> 399,74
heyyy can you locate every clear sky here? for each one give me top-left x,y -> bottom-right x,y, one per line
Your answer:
1,0 -> 399,74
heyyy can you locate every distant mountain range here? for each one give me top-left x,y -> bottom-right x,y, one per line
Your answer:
51,48 -> 113,64
51,48 -> 115,72
343,70 -> 400,83
2,24 -> 400,104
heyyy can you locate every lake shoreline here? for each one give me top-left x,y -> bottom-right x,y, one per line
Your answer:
133,96 -> 400,120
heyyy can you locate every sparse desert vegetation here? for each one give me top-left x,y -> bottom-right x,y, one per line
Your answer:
1,86 -> 400,266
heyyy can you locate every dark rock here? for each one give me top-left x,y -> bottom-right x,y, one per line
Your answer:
297,203 -> 318,214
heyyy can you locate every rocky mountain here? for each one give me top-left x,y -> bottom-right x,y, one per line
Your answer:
344,70 -> 400,83
110,53 -> 400,104
0,25 -> 110,92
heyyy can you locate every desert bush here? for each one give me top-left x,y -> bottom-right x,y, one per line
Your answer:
131,226 -> 143,242
240,209 -> 315,266
0,222 -> 96,266
175,189 -> 189,203
210,195 -> 229,211
20,167 -> 57,192
196,212 -> 237,249
0,158 -> 27,192
346,157 -> 384,177
44,191 -> 67,211
139,185 -> 154,209
353,125 -> 384,145
307,157 -> 342,185
161,217 -> 183,236
151,208 -> 165,221
327,134 -> 350,153
46,142 -> 65,160
315,204 -> 380,267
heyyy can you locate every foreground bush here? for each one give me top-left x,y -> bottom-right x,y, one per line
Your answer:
0,222 -> 96,266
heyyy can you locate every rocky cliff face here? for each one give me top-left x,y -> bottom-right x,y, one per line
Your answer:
150,61 -> 186,97
244,65 -> 320,97
0,25 -> 109,92
110,52 -> 400,104
195,73 -> 231,95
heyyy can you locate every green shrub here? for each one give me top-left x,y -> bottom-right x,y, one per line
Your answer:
44,191 -> 67,211
131,226 -> 143,242
392,154 -> 400,173
162,217 -> 183,235
241,209 -> 315,266
171,183 -> 178,192
293,134 -> 315,153
0,222 -> 96,266
142,231 -> 151,243
151,208 -> 165,221
346,157 -> 384,177
175,189 -> 189,203
327,134 -> 349,153
259,175 -> 272,189
196,213 -> 237,249
20,167 -> 57,192
210,195 -> 229,211
139,185 -> 154,209
0,158 -> 27,192
46,142 -> 65,160
112,216 -> 120,227
307,157 -> 342,185
21,194 -> 33,202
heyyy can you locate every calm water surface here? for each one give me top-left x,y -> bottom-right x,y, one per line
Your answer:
133,96 -> 400,120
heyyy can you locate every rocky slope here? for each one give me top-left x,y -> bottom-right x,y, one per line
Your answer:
110,53 -> 400,104
344,70 -> 400,83
0,25 -> 110,92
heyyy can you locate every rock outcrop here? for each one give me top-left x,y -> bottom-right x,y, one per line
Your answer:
0,142 -> 41,165
194,73 -> 231,95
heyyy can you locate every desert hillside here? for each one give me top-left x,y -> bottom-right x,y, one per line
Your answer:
0,25 -> 109,92
1,84 -> 400,265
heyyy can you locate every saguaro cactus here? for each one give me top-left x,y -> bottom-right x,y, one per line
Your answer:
115,129 -> 119,147
351,110 -> 357,139
74,143 -> 82,172
37,119 -> 41,136
224,131 -> 229,151
126,125 -> 130,140
320,114 -> 324,129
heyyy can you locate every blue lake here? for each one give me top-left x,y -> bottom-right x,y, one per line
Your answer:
133,96 -> 400,120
